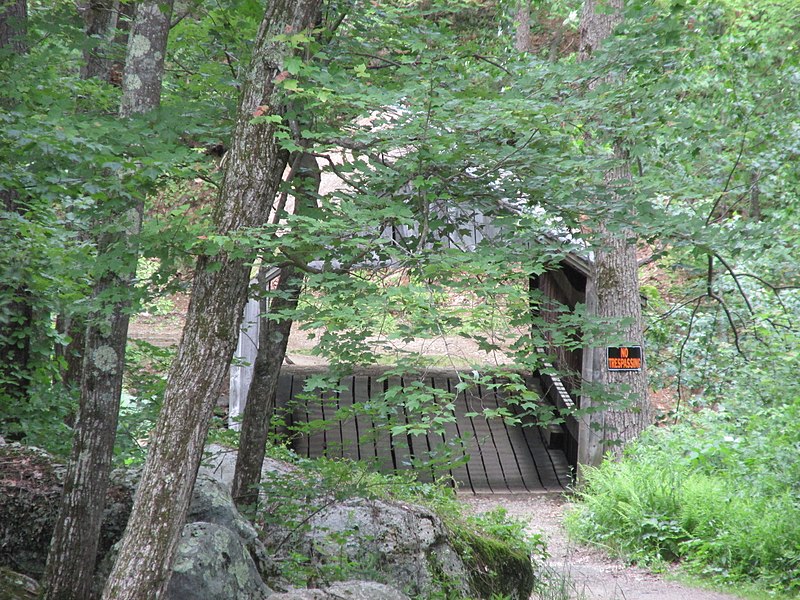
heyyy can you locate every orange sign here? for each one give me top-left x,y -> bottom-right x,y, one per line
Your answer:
607,346 -> 643,371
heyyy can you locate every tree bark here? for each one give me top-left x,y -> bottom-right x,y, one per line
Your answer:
232,152 -> 318,510
41,3 -> 173,599
0,0 -> 30,425
0,0 -> 27,54
101,2 -> 321,598
514,1 -> 531,52
578,0 -> 651,463
120,0 -> 173,114
80,0 -> 121,81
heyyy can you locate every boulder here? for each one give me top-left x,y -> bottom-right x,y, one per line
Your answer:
0,567 -> 39,600
324,580 -> 412,600
0,444 -> 278,598
201,443 -> 296,494
267,580 -> 410,600
187,473 -> 278,583
167,522 -> 272,600
263,497 -> 472,599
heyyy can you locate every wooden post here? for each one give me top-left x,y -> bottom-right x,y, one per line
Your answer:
577,269 -> 604,480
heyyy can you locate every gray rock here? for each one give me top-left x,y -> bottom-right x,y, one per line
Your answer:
167,522 -> 272,600
201,444 -> 296,493
267,581 -> 410,600
325,580 -> 411,599
270,497 -> 471,599
188,473 -> 277,582
267,589 -> 330,600
0,567 -> 39,600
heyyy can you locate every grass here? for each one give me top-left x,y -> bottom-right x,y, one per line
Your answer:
565,403 -> 800,598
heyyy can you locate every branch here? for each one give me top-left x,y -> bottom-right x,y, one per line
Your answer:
713,252 -> 754,315
706,119 -> 749,226
708,291 -> 747,359
471,53 -> 511,75
675,297 -> 702,421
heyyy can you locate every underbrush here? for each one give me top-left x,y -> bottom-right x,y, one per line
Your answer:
566,401 -> 800,596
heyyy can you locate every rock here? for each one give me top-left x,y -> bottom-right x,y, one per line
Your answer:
0,567 -> 39,600
201,443 -> 296,493
264,497 -> 472,599
1,444 -> 279,599
267,589 -> 329,600
325,580 -> 412,600
267,581 -> 410,600
187,473 -> 278,584
167,522 -> 272,600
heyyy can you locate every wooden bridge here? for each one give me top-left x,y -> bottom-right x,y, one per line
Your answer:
230,210 -> 607,488
272,366 -> 572,493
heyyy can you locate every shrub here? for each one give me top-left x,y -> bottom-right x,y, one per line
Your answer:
566,403 -> 800,595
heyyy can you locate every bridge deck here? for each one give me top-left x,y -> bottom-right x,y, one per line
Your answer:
276,367 -> 571,493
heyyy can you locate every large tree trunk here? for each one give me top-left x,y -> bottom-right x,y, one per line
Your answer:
0,0 -> 30,426
41,3 -> 174,599
80,0 -> 121,81
101,2 -> 321,598
576,0 -> 651,468
0,0 -> 27,54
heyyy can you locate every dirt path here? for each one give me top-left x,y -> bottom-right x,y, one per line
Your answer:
462,493 -> 744,600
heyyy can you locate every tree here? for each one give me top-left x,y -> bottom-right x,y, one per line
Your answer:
232,152 -> 319,510
101,1 -> 321,597
41,2 -> 175,598
576,0 -> 651,468
80,0 -> 121,81
0,0 -> 26,54
0,0 -> 31,430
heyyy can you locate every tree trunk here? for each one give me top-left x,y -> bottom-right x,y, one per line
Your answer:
232,265 -> 303,510
232,152 -> 318,510
101,2 -> 321,598
0,0 -> 30,426
0,0 -> 27,54
514,1 -> 531,52
80,0 -> 121,81
120,0 -> 173,114
577,0 -> 651,465
41,3 -> 173,599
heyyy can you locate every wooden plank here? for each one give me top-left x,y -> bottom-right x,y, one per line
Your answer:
492,376 -> 534,493
459,383 -> 494,493
352,375 -> 375,463
367,375 -> 395,471
429,374 -> 458,486
386,376 -> 412,471
337,376 -> 360,461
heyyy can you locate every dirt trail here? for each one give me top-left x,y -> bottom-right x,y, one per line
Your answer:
462,493 -> 744,600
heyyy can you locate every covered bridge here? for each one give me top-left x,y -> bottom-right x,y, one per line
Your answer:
229,249 -> 602,493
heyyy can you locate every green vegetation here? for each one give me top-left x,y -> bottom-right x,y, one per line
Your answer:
567,401 -> 800,596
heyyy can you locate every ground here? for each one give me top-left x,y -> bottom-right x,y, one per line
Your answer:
463,493 -> 744,600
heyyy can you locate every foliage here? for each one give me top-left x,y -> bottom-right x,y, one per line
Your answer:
115,340 -> 175,466
566,398 -> 800,595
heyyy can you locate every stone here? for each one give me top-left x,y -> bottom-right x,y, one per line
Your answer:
201,443 -> 296,493
325,580 -> 412,600
267,581 -> 410,600
167,522 -> 272,600
264,497 -> 472,599
187,473 -> 278,583
0,567 -> 39,600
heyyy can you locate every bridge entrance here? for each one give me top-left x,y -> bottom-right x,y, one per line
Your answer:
274,367 -> 572,493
